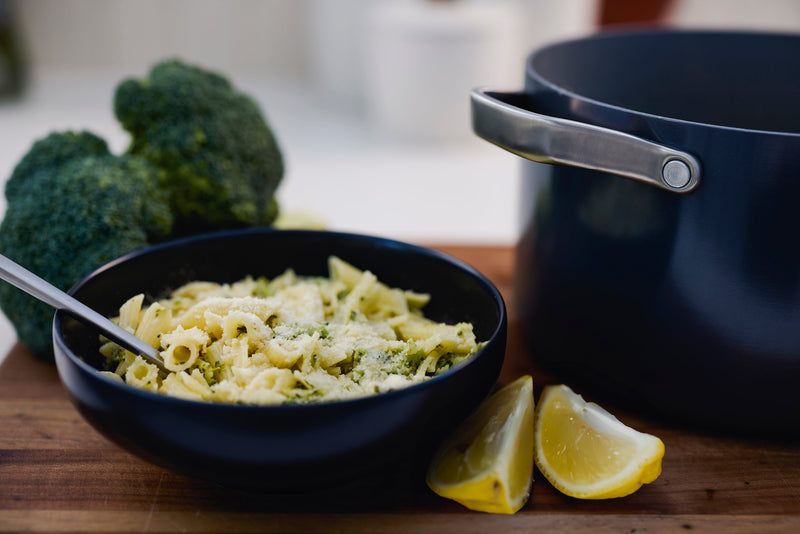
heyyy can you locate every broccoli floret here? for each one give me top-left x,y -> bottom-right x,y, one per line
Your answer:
0,131 -> 173,357
0,60 -> 286,358
113,59 -> 284,235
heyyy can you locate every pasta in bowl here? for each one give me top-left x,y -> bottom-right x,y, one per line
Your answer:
101,256 -> 484,405
52,229 -> 506,492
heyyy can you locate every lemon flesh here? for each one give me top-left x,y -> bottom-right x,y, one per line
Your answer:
426,375 -> 534,514
534,384 -> 664,499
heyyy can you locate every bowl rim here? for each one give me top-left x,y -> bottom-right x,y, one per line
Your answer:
53,227 -> 507,413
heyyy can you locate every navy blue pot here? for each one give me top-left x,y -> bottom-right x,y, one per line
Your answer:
472,30 -> 800,437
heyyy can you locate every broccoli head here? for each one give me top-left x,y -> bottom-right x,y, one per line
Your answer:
0,131 -> 173,357
114,59 -> 284,235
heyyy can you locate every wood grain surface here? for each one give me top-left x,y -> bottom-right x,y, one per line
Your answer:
1,245 -> 799,533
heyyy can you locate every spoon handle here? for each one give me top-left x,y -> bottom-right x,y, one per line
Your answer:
0,254 -> 165,370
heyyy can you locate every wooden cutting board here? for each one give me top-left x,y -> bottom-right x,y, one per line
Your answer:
2,245 -> 799,533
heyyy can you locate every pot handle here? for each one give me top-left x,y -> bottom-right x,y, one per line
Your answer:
471,88 -> 701,193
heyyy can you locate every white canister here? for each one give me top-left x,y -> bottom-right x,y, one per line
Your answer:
363,0 -> 522,143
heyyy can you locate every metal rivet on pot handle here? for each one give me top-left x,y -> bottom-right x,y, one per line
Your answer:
471,88 -> 702,193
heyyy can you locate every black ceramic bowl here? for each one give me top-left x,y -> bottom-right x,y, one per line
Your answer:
52,228 -> 506,492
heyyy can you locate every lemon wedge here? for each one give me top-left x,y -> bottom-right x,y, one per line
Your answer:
534,384 -> 664,499
426,375 -> 534,514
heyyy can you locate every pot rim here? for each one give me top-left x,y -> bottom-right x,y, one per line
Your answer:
525,28 -> 800,138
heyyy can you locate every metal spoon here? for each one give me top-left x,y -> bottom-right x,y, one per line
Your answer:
0,253 -> 166,371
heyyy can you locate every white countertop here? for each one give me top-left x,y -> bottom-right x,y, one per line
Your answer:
0,68 -> 523,363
